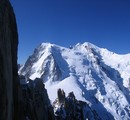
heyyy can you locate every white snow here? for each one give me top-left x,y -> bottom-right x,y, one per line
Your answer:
19,42 -> 130,120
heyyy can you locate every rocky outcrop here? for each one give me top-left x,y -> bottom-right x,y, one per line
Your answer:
20,78 -> 55,120
53,89 -> 101,120
57,88 -> 65,104
0,0 -> 19,120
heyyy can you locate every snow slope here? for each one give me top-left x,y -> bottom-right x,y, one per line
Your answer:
19,42 -> 130,120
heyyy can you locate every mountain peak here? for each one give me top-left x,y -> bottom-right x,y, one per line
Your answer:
19,42 -> 130,120
40,42 -> 53,47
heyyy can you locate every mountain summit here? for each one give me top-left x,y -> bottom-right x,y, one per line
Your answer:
19,42 -> 130,120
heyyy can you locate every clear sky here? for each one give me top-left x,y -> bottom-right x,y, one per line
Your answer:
10,0 -> 130,64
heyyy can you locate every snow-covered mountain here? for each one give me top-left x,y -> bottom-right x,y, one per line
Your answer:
19,42 -> 130,120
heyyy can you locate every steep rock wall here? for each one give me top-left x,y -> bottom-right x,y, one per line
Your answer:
0,0 -> 19,120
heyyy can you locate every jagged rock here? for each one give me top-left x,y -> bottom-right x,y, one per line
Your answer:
53,89 -> 101,120
57,88 -> 65,104
0,0 -> 19,120
21,78 -> 55,120
68,92 -> 75,101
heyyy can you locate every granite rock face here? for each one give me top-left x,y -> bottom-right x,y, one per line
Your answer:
0,0 -> 19,120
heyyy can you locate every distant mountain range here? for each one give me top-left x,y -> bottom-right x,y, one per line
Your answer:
19,42 -> 130,120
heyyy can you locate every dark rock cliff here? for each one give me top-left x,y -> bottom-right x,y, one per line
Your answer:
20,77 -> 55,120
53,89 -> 102,120
0,0 -> 19,120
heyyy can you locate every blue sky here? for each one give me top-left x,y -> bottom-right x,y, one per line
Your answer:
10,0 -> 130,64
